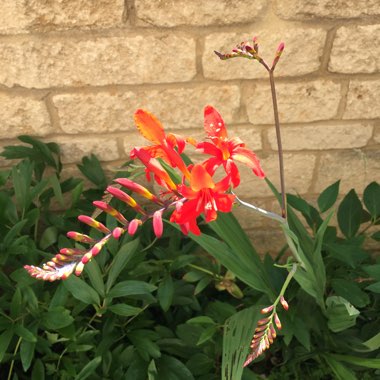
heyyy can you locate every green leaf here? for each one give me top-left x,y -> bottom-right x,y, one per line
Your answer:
14,325 -> 37,342
222,306 -> 262,380
323,355 -> 357,380
293,317 -> 310,351
43,307 -> 74,330
155,354 -> 194,380
330,353 -> 380,369
39,226 -> 58,249
197,325 -> 217,345
108,304 -> 142,316
63,275 -> 100,305
85,259 -> 105,297
32,359 -> 45,380
20,339 -> 35,371
331,279 -> 370,308
362,264 -> 380,280
49,173 -> 64,207
78,154 -> 107,188
75,356 -> 102,380
337,189 -> 363,238
0,328 -> 13,362
363,181 -> 380,219
158,276 -> 174,312
318,180 -> 340,212
107,280 -> 156,299
186,316 -> 216,325
106,238 -> 140,291
372,231 -> 380,241
128,330 -> 161,361
183,271 -> 205,282
326,296 -> 360,332
360,332 -> 380,352
365,281 -> 380,293
10,287 -> 22,318
194,277 -> 212,295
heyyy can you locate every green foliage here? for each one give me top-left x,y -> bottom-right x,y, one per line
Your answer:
0,137 -> 379,379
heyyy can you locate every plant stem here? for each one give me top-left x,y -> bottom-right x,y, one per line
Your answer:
7,336 -> 22,380
268,70 -> 287,220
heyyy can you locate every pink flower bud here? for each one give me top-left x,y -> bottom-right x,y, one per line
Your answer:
128,219 -> 140,235
274,313 -> 282,330
112,227 -> 123,239
261,305 -> 274,314
280,296 -> 289,311
153,210 -> 163,238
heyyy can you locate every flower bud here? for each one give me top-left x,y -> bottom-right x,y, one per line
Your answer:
280,296 -> 289,311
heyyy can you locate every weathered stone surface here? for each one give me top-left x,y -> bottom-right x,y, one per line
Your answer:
135,0 -> 267,27
0,0 -> 124,34
344,80 -> 380,120
275,0 -> 380,19
314,150 -> 380,194
0,35 -> 196,88
52,85 -> 240,133
268,123 -> 373,150
0,93 -> 51,138
53,135 -> 120,164
329,25 -> 380,74
236,153 -> 316,197
246,229 -> 287,255
245,80 -> 341,124
203,27 -> 326,80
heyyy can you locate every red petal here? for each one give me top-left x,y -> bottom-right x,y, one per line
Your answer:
204,106 -> 228,140
232,147 -> 265,178
190,164 -> 215,191
153,210 -> 163,238
134,109 -> 165,144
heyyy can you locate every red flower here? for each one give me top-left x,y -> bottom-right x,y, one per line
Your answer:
170,164 -> 235,235
196,106 -> 265,187
131,109 -> 190,178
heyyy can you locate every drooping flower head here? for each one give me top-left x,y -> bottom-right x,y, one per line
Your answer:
197,106 -> 265,187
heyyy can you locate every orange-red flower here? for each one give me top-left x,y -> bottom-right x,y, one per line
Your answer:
170,164 -> 235,235
196,106 -> 265,187
131,109 -> 190,178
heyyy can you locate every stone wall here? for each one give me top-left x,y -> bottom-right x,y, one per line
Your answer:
1,0 -> 379,252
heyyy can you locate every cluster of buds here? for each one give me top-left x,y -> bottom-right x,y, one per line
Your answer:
25,105 -> 265,281
244,296 -> 289,366
215,36 -> 285,72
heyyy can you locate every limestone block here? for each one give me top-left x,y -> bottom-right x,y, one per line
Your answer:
52,85 -> 240,133
245,80 -> 341,124
314,150 -> 380,194
0,35 -> 196,88
268,123 -> 373,150
0,0 -> 124,34
329,25 -> 380,74
344,80 -> 380,120
0,93 -> 51,138
203,27 -> 326,80
53,136 -> 120,164
274,0 -> 380,19
135,0 -> 267,26
235,153 -> 316,197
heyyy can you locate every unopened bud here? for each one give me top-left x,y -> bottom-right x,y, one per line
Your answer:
261,305 -> 274,314
280,296 -> 289,311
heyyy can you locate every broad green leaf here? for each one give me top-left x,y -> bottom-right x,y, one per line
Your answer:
49,173 -> 64,207
194,277 -> 212,295
63,275 -> 100,305
0,328 -> 13,362
14,325 -> 37,342
85,260 -> 105,297
108,280 -> 156,299
362,264 -> 380,280
326,296 -> 359,332
318,180 -> 340,212
331,279 -> 370,308
183,271 -> 205,282
10,287 -> 22,318
293,317 -> 311,351
186,353 -> 214,376
197,325 -> 217,345
128,330 -> 161,361
323,355 -> 356,380
365,281 -> 380,293
222,306 -> 262,380
75,356 -> 101,380
155,354 -> 194,380
337,189 -> 362,238
327,241 -> 369,268
32,359 -> 45,380
106,238 -> 140,291
43,307 -> 74,330
20,339 -> 35,371
361,332 -> 380,352
186,316 -> 216,325
78,154 -> 107,188
108,304 -> 142,316
158,276 -> 174,312
39,226 -> 58,249
363,181 -> 380,219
